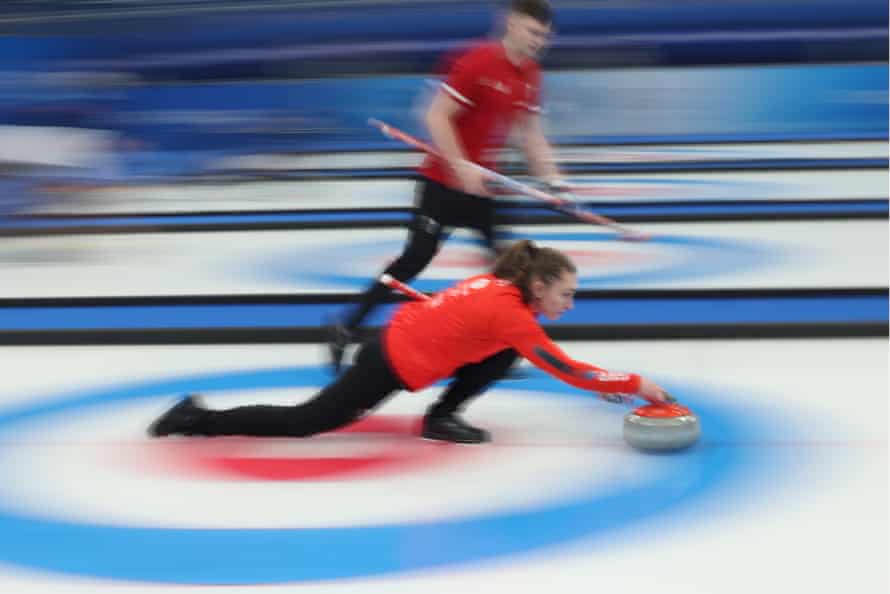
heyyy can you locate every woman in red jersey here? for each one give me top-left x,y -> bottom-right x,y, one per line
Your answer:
149,241 -> 672,444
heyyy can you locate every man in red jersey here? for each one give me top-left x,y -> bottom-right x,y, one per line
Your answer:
327,0 -> 566,374
150,242 -> 672,444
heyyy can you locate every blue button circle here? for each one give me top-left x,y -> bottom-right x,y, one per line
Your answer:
0,365 -> 759,584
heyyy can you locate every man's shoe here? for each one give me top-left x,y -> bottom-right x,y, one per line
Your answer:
147,394 -> 206,437
326,317 -> 353,375
422,414 -> 490,444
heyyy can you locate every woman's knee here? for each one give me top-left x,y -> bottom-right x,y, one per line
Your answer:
488,348 -> 520,374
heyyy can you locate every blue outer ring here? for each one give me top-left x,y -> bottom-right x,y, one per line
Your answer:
0,365 -> 766,584
260,230 -> 776,292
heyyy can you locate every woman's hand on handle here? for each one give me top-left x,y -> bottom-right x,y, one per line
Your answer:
636,376 -> 675,405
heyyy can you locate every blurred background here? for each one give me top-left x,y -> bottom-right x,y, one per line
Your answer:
0,0 -> 886,207
0,1 -> 886,592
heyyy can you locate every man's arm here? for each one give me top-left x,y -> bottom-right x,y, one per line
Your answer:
518,112 -> 562,183
425,90 -> 490,196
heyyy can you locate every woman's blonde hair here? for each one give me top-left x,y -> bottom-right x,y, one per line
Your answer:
492,240 -> 576,302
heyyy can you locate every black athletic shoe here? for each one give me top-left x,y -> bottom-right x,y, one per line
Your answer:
147,394 -> 206,437
422,414 -> 490,444
326,317 -> 353,375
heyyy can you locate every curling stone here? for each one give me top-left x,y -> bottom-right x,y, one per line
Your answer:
623,403 -> 700,451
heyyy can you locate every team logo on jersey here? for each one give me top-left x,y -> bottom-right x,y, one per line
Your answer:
479,77 -> 511,94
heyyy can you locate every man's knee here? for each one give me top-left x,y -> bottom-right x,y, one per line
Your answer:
386,239 -> 439,279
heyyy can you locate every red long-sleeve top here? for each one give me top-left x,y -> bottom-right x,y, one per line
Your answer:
383,274 -> 641,394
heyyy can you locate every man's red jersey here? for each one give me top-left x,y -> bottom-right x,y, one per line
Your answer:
419,41 -> 542,188
383,274 -> 641,395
